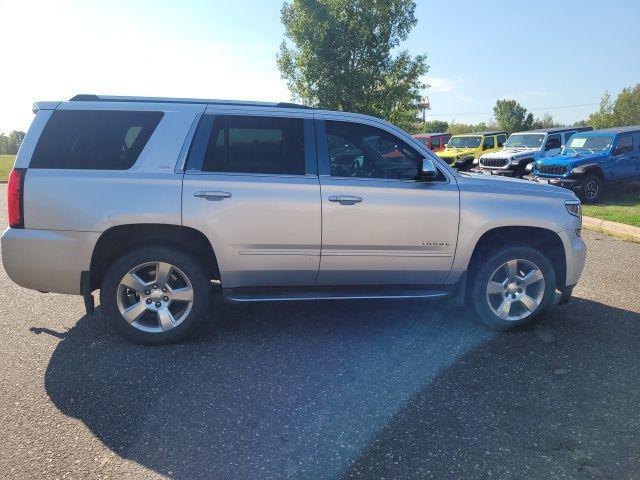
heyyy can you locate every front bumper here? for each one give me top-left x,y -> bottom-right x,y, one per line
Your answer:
557,228 -> 587,287
524,175 -> 583,192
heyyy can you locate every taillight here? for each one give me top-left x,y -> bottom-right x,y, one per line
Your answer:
8,168 -> 26,228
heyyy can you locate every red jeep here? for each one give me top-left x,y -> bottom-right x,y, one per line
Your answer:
413,133 -> 451,152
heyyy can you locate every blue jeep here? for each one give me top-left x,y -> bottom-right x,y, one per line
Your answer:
530,126 -> 640,203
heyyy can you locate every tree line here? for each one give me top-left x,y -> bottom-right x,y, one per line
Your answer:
0,131 -> 25,155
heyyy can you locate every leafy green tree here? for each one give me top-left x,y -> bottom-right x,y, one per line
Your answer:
0,134 -> 8,155
7,131 -> 26,155
418,120 -> 449,133
612,83 -> 640,126
532,112 -> 562,129
277,0 -> 428,130
493,99 -> 534,133
588,91 -> 616,129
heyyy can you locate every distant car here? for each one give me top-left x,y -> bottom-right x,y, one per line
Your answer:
528,126 -> 640,203
478,127 -> 592,178
437,131 -> 507,171
413,133 -> 451,153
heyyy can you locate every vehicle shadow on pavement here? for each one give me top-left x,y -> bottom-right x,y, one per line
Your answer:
43,297 -> 639,479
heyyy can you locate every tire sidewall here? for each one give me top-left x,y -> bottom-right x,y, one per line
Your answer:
580,175 -> 602,204
471,246 -> 557,331
101,245 -> 210,345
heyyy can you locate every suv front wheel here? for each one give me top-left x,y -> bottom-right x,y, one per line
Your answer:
101,245 -> 211,344
471,246 -> 556,331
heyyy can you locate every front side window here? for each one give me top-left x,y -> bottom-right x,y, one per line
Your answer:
448,136 -> 481,148
545,134 -> 562,150
483,136 -> 495,149
198,115 -> 305,175
31,110 -> 163,170
614,135 -> 634,154
504,134 -> 545,148
497,134 -> 506,147
432,136 -> 441,148
326,121 -> 422,180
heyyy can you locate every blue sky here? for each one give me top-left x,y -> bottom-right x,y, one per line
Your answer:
2,0 -> 639,132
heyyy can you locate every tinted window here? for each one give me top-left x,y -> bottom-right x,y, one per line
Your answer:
326,121 -> 423,180
483,136 -> 495,149
614,135 -> 634,154
545,134 -> 561,150
199,116 -> 305,175
31,110 -> 162,169
432,136 -> 441,148
497,134 -> 506,147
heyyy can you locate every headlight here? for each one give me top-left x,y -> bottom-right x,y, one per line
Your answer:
565,200 -> 582,219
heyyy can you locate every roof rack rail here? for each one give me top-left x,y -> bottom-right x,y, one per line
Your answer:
69,94 -> 314,109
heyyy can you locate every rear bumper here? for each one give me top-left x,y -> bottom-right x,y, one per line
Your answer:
1,227 -> 98,295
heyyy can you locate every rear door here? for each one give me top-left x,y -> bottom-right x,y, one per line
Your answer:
315,118 -> 460,285
181,111 -> 321,288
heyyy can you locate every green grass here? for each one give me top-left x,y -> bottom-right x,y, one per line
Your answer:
583,182 -> 640,228
0,155 -> 16,182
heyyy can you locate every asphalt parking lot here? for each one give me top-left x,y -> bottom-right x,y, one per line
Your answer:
0,184 -> 639,480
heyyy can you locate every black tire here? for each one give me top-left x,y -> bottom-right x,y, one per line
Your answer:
101,245 -> 211,345
471,246 -> 556,331
579,174 -> 602,204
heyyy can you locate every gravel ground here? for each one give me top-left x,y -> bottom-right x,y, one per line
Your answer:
0,183 -> 638,479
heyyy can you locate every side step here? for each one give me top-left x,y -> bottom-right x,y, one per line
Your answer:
224,285 -> 454,303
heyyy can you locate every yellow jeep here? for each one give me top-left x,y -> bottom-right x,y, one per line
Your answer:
437,131 -> 507,170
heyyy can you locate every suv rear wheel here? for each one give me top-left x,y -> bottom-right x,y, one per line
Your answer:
471,246 -> 556,331
101,245 -> 211,345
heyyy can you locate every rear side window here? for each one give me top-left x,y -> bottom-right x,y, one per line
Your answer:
31,110 -> 163,170
196,115 -> 305,175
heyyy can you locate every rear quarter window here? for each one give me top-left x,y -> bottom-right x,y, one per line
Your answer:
30,110 -> 163,169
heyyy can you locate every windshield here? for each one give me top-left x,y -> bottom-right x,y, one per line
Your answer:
504,134 -> 545,148
565,135 -> 614,153
447,136 -> 481,148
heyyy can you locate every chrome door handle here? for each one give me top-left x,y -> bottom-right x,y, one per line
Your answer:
328,195 -> 363,204
194,191 -> 232,200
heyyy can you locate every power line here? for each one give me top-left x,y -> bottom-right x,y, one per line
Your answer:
427,102 -> 600,118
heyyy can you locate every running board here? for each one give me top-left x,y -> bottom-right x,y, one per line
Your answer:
224,285 -> 454,303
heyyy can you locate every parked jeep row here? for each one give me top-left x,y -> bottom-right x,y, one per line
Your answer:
416,124 -> 638,203
526,126 -> 640,203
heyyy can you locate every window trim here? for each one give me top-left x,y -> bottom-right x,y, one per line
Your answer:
184,113 -> 315,177
314,118 -> 450,184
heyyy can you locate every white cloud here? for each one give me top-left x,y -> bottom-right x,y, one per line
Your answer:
426,76 -> 457,93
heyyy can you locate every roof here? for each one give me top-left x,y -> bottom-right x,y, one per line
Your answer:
588,125 -> 640,134
454,131 -> 507,136
413,132 -> 451,138
69,94 -> 314,110
519,126 -> 592,134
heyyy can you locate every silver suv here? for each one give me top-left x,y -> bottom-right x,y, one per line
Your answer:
1,95 -> 586,344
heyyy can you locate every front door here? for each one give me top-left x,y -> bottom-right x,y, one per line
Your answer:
182,113 -> 321,288
315,119 -> 460,285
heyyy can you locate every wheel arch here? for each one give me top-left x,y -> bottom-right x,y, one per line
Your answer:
466,226 -> 566,295
90,224 -> 220,291
573,163 -> 605,180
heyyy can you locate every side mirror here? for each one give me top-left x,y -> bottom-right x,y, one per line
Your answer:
418,158 -> 438,181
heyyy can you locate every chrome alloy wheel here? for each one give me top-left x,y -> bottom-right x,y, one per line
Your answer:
584,180 -> 600,201
485,259 -> 545,321
116,261 -> 194,333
